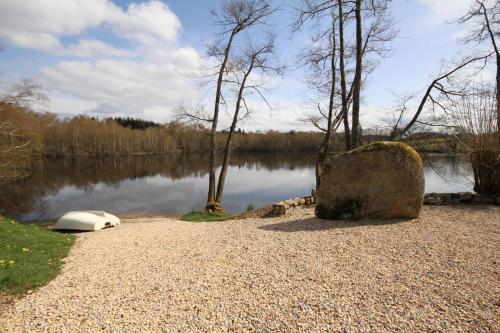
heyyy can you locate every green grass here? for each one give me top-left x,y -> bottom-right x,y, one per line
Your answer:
0,218 -> 75,294
405,137 -> 457,152
180,211 -> 233,222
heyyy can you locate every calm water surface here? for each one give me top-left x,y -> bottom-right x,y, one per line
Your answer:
0,153 -> 473,222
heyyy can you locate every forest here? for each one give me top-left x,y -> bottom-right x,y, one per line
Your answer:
0,101 -> 325,183
0,83 -> 476,186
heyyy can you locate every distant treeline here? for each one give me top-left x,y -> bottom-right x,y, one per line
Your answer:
2,103 -> 461,157
1,104 -> 326,159
0,103 -> 460,184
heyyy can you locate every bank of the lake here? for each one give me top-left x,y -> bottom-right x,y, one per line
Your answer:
0,153 -> 474,223
0,218 -> 75,313
1,205 -> 498,332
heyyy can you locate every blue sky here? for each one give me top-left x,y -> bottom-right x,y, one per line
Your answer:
0,0 -> 476,131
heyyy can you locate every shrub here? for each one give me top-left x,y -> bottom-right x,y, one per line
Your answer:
453,88 -> 499,195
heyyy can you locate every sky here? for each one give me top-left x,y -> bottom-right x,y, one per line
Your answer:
0,0 -> 479,132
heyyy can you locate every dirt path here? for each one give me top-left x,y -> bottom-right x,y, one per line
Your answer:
1,206 -> 499,332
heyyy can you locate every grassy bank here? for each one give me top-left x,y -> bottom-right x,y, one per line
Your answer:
405,137 -> 458,153
0,218 -> 75,294
180,211 -> 233,222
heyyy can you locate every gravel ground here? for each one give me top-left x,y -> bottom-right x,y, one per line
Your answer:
0,294 -> 15,316
1,206 -> 499,332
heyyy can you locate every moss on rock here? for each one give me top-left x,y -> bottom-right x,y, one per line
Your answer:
340,141 -> 423,165
316,141 -> 424,220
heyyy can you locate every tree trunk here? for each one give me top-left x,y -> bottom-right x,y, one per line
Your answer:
338,0 -> 351,151
496,54 -> 500,131
481,2 -> 500,132
206,32 -> 236,212
351,0 -> 362,149
315,137 -> 328,188
215,60 -> 255,206
316,16 -> 337,189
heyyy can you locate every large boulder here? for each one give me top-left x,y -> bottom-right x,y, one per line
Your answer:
315,142 -> 424,220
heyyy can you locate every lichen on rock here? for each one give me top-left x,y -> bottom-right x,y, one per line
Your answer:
315,141 -> 425,220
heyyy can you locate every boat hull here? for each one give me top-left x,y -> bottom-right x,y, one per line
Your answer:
54,211 -> 120,231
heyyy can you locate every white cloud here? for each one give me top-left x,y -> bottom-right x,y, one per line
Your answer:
170,47 -> 202,69
41,93 -> 98,117
0,0 -> 114,51
0,0 -> 181,57
360,105 -> 389,128
41,60 -> 200,121
416,0 -> 471,25
62,39 -> 134,58
0,0 -> 203,123
108,1 -> 181,45
236,101 -> 313,132
8,33 -> 63,51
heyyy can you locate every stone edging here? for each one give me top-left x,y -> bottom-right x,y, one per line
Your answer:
424,192 -> 500,206
271,192 -> 499,216
272,196 -> 316,216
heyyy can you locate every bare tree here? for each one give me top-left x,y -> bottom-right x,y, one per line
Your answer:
0,117 -> 32,184
296,5 -> 342,188
295,0 -> 396,152
214,36 -> 284,207
0,80 -> 47,185
458,0 -> 499,129
390,53 -> 493,139
452,86 -> 499,195
393,0 -> 499,139
295,0 -> 396,189
351,0 -> 397,148
186,0 -> 277,212
351,0 -> 363,148
294,0 -> 352,153
0,79 -> 47,106
338,0 -> 351,150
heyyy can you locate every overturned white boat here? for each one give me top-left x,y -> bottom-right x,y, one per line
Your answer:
54,211 -> 120,231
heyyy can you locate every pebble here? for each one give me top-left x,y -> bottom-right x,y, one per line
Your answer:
0,206 -> 499,332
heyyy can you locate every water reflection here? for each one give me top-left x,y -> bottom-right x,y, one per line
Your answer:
422,154 -> 473,193
0,153 -> 473,222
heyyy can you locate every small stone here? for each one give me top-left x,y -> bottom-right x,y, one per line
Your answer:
473,195 -> 496,204
424,198 -> 443,205
272,204 -> 286,216
459,192 -> 473,202
435,193 -> 452,205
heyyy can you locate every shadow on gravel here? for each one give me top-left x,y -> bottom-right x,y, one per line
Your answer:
258,217 -> 411,232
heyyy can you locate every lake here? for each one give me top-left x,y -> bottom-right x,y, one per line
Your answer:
0,153 -> 474,222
